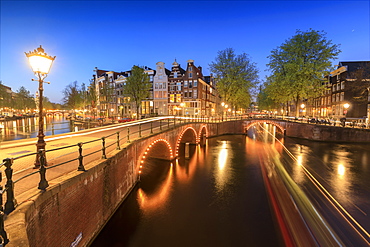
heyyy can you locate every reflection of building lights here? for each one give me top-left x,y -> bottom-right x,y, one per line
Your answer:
218,141 -> 228,169
338,164 -> 345,176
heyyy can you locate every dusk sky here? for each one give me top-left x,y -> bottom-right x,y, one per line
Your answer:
1,0 -> 369,104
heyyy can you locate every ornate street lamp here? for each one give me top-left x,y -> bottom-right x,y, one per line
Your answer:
25,45 -> 56,167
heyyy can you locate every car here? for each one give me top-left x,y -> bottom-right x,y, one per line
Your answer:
118,117 -> 133,123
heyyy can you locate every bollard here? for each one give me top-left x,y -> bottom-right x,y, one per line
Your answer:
139,124 -> 142,137
160,120 -> 162,131
168,118 -> 170,129
150,122 -> 153,134
38,150 -> 49,190
116,131 -> 121,150
3,158 -> 16,214
77,143 -> 86,171
101,137 -> 107,159
52,123 -> 54,135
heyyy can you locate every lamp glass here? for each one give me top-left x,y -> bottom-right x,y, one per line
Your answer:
28,55 -> 54,74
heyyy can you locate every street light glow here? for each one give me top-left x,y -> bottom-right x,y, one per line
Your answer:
25,45 -> 55,75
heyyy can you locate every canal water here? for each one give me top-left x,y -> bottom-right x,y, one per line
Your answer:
0,115 -> 77,142
91,123 -> 370,246
91,134 -> 283,247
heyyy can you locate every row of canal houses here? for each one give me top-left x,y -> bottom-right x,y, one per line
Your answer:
92,59 -> 220,118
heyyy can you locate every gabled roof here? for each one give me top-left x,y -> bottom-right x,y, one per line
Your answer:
339,61 -> 370,73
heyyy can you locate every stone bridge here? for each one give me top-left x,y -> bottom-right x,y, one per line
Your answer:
7,118 -> 370,247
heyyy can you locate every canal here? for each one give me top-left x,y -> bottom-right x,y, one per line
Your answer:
0,115 -> 87,142
91,123 -> 370,246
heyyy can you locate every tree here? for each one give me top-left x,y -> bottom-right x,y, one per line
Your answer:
62,81 -> 82,110
15,86 -> 35,110
266,29 -> 341,117
209,48 -> 259,110
0,81 -> 11,108
87,79 -> 98,117
124,65 -> 151,119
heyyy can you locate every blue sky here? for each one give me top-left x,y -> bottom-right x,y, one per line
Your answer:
1,0 -> 369,103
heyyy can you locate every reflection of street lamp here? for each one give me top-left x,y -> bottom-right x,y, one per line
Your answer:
25,45 -> 55,167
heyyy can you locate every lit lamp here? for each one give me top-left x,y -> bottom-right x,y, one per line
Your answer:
300,103 -> 305,118
343,103 -> 350,116
25,45 -> 56,167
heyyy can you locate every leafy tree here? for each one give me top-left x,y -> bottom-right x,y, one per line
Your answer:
0,81 -> 11,108
266,29 -> 341,116
62,81 -> 82,110
209,48 -> 259,110
87,79 -> 98,117
15,86 -> 35,110
124,65 -> 150,119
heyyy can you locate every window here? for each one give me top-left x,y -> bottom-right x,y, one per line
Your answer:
189,72 -> 192,78
189,92 -> 192,98
193,89 -> 197,98
341,81 -> 345,90
184,81 -> 188,87
194,80 -> 197,87
155,83 -> 158,89
174,72 -> 178,78
159,76 -> 163,80
340,92 -> 344,101
176,94 -> 181,102
170,94 -> 175,102
184,92 -> 188,98
189,66 -> 192,71
189,81 -> 192,88
332,85 -> 335,92
177,82 -> 181,91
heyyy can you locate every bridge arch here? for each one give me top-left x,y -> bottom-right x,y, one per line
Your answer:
244,120 -> 285,134
175,126 -> 197,156
139,138 -> 174,176
197,124 -> 208,145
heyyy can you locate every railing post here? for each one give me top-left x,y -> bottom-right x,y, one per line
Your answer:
101,137 -> 107,159
150,122 -> 153,134
167,118 -> 170,129
127,127 -> 130,143
116,131 -> 120,150
174,117 -> 176,127
0,165 -> 8,246
51,123 -> 55,136
139,124 -> 142,137
77,143 -> 86,171
38,150 -> 49,190
3,158 -> 16,214
160,120 -> 162,131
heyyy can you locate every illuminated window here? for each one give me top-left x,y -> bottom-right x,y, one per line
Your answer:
170,94 -> 175,102
176,94 -> 181,102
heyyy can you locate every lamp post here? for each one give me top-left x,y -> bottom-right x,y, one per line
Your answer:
25,45 -> 56,167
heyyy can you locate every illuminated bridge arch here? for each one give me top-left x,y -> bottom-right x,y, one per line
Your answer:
197,124 -> 208,145
175,127 -> 197,156
244,120 -> 285,134
139,138 -> 174,176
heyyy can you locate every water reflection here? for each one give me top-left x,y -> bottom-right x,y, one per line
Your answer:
214,140 -> 232,193
0,115 -> 83,141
